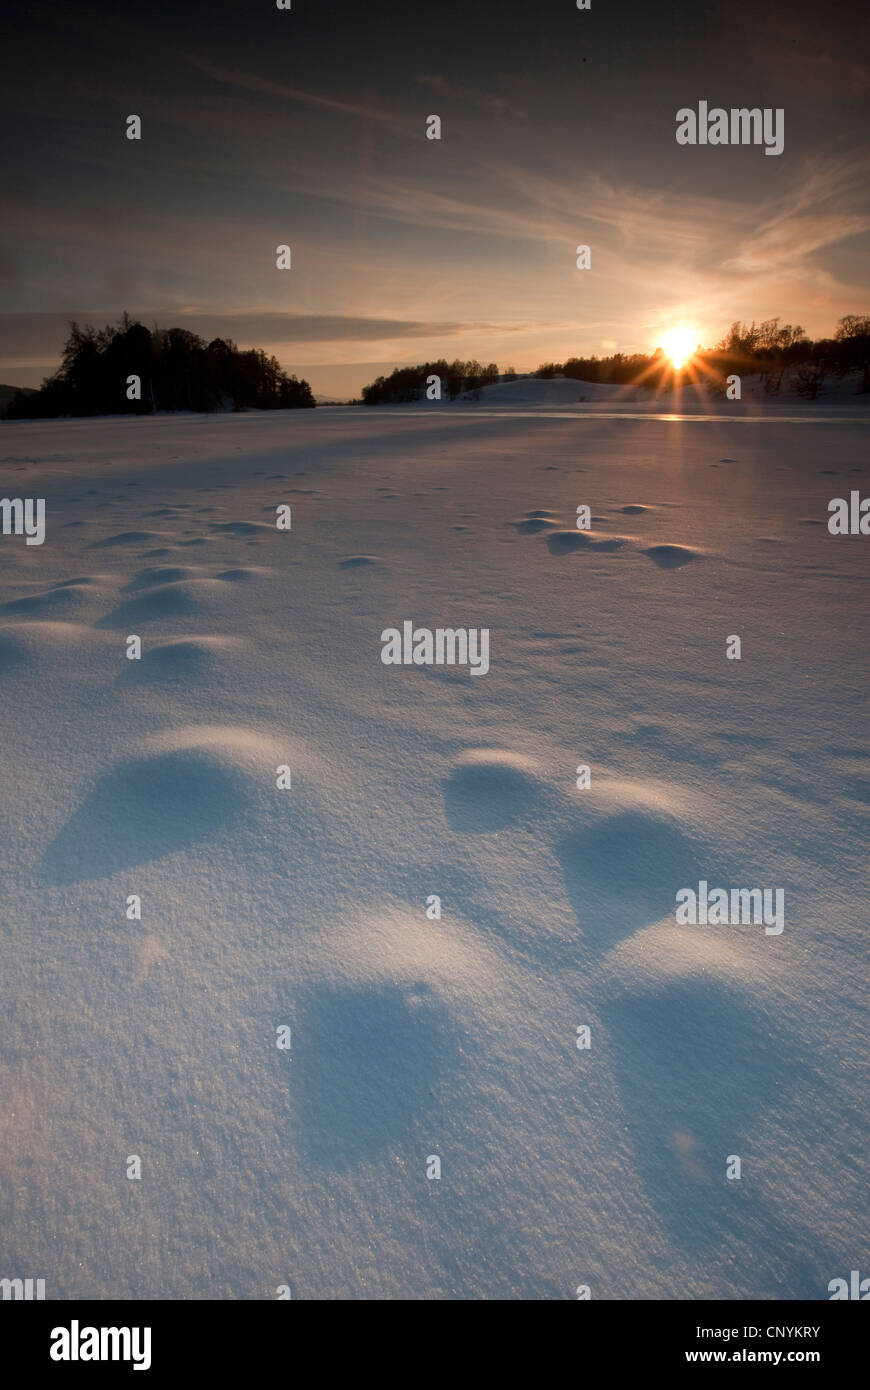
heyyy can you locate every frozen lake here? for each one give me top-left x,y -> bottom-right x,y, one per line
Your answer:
0,404 -> 867,1298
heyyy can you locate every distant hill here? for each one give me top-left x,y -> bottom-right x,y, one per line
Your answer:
0,384 -> 35,411
474,372 -> 870,407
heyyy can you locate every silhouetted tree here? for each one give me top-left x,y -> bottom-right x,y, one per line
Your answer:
792,340 -> 834,399
834,315 -> 870,392
2,316 -> 315,418
354,317 -> 870,411
361,359 -> 502,404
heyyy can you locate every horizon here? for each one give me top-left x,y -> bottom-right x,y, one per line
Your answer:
2,307 -> 866,405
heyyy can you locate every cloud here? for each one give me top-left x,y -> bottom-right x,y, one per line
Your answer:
723,152 -> 870,273
0,311 -> 545,364
415,74 -> 527,121
168,313 -> 543,343
186,55 -> 405,128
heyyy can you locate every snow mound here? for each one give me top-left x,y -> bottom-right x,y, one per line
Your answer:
51,576 -> 107,588
443,749 -> 545,832
642,544 -> 698,569
95,578 -> 228,628
209,520 -> 271,537
513,517 -> 558,533
215,567 -> 268,582
89,530 -> 165,549
600,974 -> 808,1258
296,976 -> 461,1169
558,779 -> 717,945
0,619 -> 95,664
122,565 -> 202,590
0,583 -> 109,618
42,725 -> 280,882
546,529 -> 630,554
121,635 -> 243,684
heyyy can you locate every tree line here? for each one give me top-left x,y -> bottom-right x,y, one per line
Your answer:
539,316 -> 870,400
359,316 -> 870,405
2,315 -> 316,419
362,359 -> 500,404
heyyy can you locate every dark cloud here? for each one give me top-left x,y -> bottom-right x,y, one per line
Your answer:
0,311 -> 536,358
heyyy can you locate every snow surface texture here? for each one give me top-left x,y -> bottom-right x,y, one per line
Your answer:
0,398 -> 868,1299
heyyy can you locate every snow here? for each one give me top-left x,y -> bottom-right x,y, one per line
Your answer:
0,399 -> 867,1299
470,372 -> 870,409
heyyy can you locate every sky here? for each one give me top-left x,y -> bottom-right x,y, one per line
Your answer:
1,0 -> 868,398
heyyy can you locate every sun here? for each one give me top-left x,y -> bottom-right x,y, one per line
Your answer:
660,327 -> 698,370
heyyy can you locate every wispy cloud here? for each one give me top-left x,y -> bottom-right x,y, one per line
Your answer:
724,152 -> 870,273
415,74 -> 527,121
186,55 -> 406,128
0,311 -> 547,365
169,312 -> 542,342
